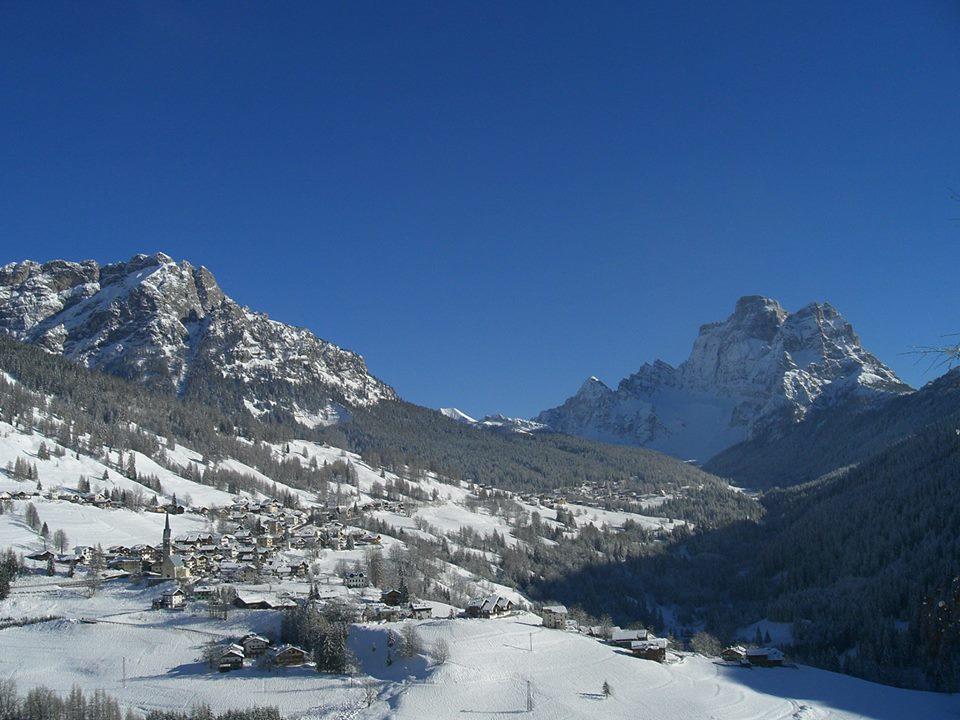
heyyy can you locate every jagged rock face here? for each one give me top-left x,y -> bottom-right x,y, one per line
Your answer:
0,253 -> 395,420
535,296 -> 910,460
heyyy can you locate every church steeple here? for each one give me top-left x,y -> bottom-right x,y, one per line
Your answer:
162,511 -> 171,559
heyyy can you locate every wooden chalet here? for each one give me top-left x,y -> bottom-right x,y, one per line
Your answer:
721,645 -> 747,663
272,644 -> 308,667
630,637 -> 668,663
381,589 -> 403,606
219,645 -> 245,672
241,634 -> 271,657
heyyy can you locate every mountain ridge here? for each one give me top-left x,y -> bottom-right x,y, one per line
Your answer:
0,252 -> 395,422
534,295 -> 910,460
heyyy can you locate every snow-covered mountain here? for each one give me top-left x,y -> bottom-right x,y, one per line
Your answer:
0,253 -> 394,420
439,407 -> 548,434
535,296 -> 910,460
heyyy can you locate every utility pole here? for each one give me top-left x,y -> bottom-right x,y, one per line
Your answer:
122,657 -> 126,687
526,680 -> 533,712
529,633 -> 533,652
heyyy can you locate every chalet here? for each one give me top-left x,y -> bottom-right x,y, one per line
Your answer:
272,644 -> 309,667
630,637 -> 668,663
241,634 -> 271,657
409,602 -> 432,620
466,595 -> 513,619
745,647 -> 784,667
541,605 -> 568,630
344,571 -> 368,589
611,628 -> 649,648
219,645 -> 245,672
721,645 -> 747,663
26,550 -> 55,562
381,589 -> 403,606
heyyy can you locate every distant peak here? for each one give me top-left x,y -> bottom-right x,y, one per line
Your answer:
576,375 -> 611,398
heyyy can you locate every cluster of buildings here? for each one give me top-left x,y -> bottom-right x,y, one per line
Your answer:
539,606 -> 673,663
217,634 -> 308,672
58,496 -> 385,587
720,645 -> 785,667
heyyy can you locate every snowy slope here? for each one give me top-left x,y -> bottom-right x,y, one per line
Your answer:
0,604 -> 954,720
536,296 -> 910,460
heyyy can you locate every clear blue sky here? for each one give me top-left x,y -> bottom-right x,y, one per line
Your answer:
2,2 -> 959,418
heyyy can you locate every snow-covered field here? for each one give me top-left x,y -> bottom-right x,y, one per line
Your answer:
0,591 -> 954,720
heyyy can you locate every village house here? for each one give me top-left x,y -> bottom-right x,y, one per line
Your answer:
466,594 -> 513,619
219,644 -> 245,672
272,644 -> 309,667
344,571 -> 368,589
153,586 -> 186,610
241,634 -> 271,657
541,605 -> 568,630
409,602 -> 432,620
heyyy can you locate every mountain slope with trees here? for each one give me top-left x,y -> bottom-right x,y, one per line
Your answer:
704,367 -> 960,489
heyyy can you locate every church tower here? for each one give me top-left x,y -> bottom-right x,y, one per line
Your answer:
162,511 -> 171,559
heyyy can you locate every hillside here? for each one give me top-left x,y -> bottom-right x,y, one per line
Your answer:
545,414 -> 960,692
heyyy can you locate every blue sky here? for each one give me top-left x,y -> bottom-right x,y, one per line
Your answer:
2,2 -> 959,418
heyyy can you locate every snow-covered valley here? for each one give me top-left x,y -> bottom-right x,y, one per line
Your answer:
0,414 -> 955,719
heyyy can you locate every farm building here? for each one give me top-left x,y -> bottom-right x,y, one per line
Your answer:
745,647 -> 785,667
721,646 -> 747,663
631,637 -> 668,663
611,628 -> 649,647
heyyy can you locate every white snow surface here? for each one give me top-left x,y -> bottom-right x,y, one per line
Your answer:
0,600 -> 953,720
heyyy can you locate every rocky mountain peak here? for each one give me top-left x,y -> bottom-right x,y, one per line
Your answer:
576,376 -> 612,400
0,252 -> 395,421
